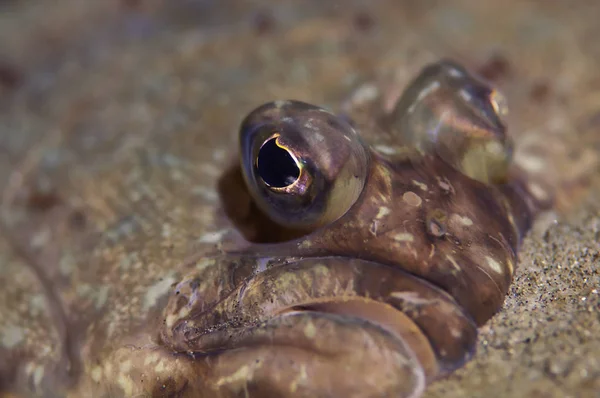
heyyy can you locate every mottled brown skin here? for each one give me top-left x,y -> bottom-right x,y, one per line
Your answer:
0,62 -> 546,397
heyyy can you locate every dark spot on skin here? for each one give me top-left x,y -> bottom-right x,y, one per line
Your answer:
253,11 -> 275,36
151,377 -> 188,398
0,61 -> 22,90
353,11 -> 375,32
68,210 -> 87,229
477,54 -> 511,82
189,278 -> 201,291
26,187 -> 62,212
427,219 -> 445,238
530,81 -> 550,102
426,209 -> 447,238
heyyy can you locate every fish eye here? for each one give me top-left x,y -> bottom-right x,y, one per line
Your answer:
239,100 -> 369,230
388,60 -> 513,184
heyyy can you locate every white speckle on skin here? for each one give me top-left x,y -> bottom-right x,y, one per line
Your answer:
289,365 -> 308,393
437,176 -> 454,193
170,169 -> 185,181
144,274 -> 177,312
29,294 -> 46,316
349,83 -> 379,104
1,324 -> 24,348
506,258 -> 514,276
515,152 -> 546,173
528,182 -> 549,202
215,364 -> 256,387
374,145 -> 400,155
451,214 -> 474,227
507,211 -> 517,233
304,322 -> 317,338
155,360 -> 166,373
412,180 -> 428,191
403,191 -> 422,207
144,353 -> 161,367
485,141 -> 504,156
409,81 -> 441,114
486,256 -> 504,274
392,233 -> 414,242
200,163 -> 221,177
274,100 -> 289,109
120,360 -> 132,373
212,148 -> 226,162
59,253 -> 76,276
298,240 -> 312,248
117,373 -> 134,396
95,285 -> 111,310
375,206 -> 391,219
312,131 -> 324,142
91,366 -> 103,382
256,258 -> 269,273
161,223 -> 172,238
446,255 -> 461,272
450,328 -> 462,338
33,366 -> 44,387
176,305 -> 191,320
165,314 -> 178,329
447,67 -> 464,78
459,88 -> 473,103
31,227 -> 50,248
198,229 -> 228,243
390,291 -> 436,306
194,258 -> 216,271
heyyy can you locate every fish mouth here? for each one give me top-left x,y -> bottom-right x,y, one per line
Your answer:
278,297 -> 440,379
165,256 -> 477,382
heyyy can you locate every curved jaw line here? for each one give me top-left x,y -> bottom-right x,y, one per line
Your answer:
275,296 -> 440,381
163,255 -> 478,386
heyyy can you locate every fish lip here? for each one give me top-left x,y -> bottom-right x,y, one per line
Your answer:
171,256 -> 477,377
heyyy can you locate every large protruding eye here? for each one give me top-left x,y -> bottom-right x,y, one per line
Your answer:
239,100 -> 369,229
388,60 -> 512,184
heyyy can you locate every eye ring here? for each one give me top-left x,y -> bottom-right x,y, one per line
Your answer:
239,100 -> 369,229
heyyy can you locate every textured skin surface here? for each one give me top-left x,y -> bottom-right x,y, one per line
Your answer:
1,1 -> 599,397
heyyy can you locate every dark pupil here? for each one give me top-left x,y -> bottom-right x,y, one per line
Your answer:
257,138 -> 300,188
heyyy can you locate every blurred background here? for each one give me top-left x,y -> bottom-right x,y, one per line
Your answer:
0,1 -> 599,397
